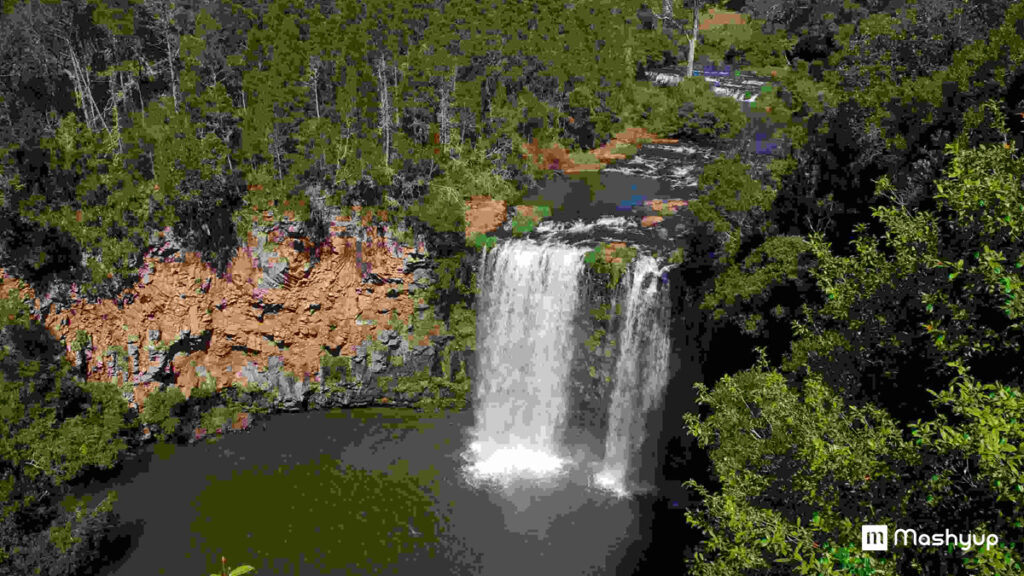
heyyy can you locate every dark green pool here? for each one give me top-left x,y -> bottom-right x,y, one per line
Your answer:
85,408 -> 662,575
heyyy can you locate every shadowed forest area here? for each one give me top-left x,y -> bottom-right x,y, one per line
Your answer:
1,0 -> 1024,574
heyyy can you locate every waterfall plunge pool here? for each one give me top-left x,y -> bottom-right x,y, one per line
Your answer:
83,407 -> 678,576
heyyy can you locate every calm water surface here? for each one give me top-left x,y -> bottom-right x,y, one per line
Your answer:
87,408 -> 654,575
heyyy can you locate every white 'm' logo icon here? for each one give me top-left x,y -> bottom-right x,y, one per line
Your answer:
862,525 -> 888,551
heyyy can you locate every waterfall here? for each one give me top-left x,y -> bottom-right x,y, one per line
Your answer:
466,240 -> 589,484
646,69 -> 763,102
466,239 -> 672,496
595,256 -> 671,495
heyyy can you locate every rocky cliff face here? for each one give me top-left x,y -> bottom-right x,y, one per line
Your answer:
0,204 -> 502,439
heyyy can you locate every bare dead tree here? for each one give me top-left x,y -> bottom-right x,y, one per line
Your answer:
141,0 -> 183,113
376,54 -> 392,169
650,0 -> 707,77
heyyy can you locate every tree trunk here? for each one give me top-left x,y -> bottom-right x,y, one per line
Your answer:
662,0 -> 673,35
438,66 -> 457,155
136,58 -> 146,118
165,33 -> 179,112
64,39 -> 108,134
687,0 -> 701,78
309,56 -> 320,119
376,54 -> 391,169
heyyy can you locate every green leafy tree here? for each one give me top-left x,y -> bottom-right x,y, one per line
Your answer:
683,121 -> 1024,575
0,289 -> 136,573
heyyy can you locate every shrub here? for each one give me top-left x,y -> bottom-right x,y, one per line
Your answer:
70,330 -> 91,353
468,232 -> 498,250
394,366 -> 470,412
141,385 -> 186,441
409,182 -> 465,234
199,405 -> 236,434
191,376 -> 217,401
509,211 -> 538,236
320,352 -> 352,385
625,80 -> 746,143
584,243 -> 639,289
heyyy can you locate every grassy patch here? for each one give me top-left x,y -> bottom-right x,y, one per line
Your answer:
611,143 -> 638,156
569,151 -> 599,164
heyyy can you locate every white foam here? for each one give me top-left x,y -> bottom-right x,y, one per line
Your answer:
465,441 -> 572,484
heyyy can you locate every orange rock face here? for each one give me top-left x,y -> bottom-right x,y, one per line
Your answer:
513,205 -> 541,223
700,8 -> 747,30
464,195 -> 508,238
2,211 -> 427,412
641,215 -> 665,228
644,199 -> 689,214
521,127 -> 678,175
602,242 -> 628,264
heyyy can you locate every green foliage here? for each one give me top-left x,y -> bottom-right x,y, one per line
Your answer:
583,243 -> 639,289
509,211 -> 539,237
0,286 -> 137,572
208,561 -> 256,576
685,122 -> 1024,574
912,360 -> 1024,504
320,352 -> 352,386
610,143 -> 638,156
430,255 -> 474,302
668,247 -> 685,265
468,232 -> 498,250
393,365 -> 470,412
589,305 -> 611,322
702,236 -> 810,319
701,16 -> 795,70
141,386 -> 186,441
627,79 -> 747,143
191,376 -> 218,401
447,302 -> 476,352
409,182 -> 466,234
690,155 -> 776,259
585,328 -> 607,353
199,405 -> 237,434
568,151 -> 599,165
435,139 -> 524,205
70,329 -> 92,353
684,361 -> 912,574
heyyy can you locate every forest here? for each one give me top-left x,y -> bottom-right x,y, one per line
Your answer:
0,0 -> 1023,574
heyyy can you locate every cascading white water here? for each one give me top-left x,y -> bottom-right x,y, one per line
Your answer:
594,256 -> 672,496
466,240 -> 590,485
